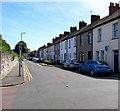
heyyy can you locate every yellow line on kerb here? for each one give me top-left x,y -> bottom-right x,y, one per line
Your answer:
25,64 -> 32,81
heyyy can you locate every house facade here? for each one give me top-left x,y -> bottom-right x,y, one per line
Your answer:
93,3 -> 120,72
37,45 -> 46,59
60,39 -> 66,63
67,27 -> 78,61
53,34 -> 64,64
43,47 -> 47,60
46,43 -> 52,60
119,10 -> 120,72
50,44 -> 54,62
60,31 -> 70,63
76,17 -> 100,62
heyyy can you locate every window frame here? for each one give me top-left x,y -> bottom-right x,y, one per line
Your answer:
88,32 -> 93,44
80,35 -> 83,46
112,22 -> 118,39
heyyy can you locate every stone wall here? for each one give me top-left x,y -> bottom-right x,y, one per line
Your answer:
0,51 -> 18,79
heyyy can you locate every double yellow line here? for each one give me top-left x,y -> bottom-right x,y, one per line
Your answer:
25,64 -> 32,81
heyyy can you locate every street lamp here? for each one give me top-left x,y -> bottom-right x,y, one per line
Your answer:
19,32 -> 26,76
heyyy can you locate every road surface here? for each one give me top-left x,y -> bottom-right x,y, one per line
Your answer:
2,60 -> 118,109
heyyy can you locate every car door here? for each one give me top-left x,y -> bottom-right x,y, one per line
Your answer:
86,61 -> 93,72
80,61 -> 88,72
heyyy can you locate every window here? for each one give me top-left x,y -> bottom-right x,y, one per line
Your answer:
74,37 -> 76,47
113,22 -> 118,39
96,51 -> 99,61
101,50 -> 104,61
61,43 -> 63,50
98,28 -> 102,42
69,39 -> 71,48
69,53 -> 71,59
88,51 -> 93,60
88,32 -> 93,44
80,35 -> 83,46
65,40 -> 67,49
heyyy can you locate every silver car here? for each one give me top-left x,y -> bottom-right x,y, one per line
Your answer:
62,59 -> 79,70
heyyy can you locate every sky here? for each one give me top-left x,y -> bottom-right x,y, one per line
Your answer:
1,0 -> 120,51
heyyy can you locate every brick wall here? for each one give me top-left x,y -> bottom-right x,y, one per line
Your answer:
0,52 -> 18,79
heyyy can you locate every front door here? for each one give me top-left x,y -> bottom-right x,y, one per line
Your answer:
114,50 -> 119,72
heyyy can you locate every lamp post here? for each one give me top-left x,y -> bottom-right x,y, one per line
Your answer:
19,32 -> 26,76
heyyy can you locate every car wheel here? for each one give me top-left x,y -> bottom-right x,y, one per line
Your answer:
68,65 -> 70,70
79,68 -> 82,73
62,64 -> 64,69
90,69 -> 95,76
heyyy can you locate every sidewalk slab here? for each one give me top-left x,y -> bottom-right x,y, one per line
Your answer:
1,63 -> 24,87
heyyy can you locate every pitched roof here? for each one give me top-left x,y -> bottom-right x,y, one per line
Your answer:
76,9 -> 120,35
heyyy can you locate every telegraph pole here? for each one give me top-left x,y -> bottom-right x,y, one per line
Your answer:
19,32 -> 26,76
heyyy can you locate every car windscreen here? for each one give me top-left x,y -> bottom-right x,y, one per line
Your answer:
96,61 -> 108,65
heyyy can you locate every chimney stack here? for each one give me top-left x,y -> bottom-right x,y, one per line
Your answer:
59,34 -> 64,38
70,26 -> 77,33
47,43 -> 51,46
64,31 -> 70,36
79,21 -> 87,30
91,15 -> 100,23
109,2 -> 120,15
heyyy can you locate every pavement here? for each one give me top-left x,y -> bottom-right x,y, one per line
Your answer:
0,62 -> 25,87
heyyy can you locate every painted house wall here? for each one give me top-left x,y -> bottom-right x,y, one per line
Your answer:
60,40 -> 67,63
47,46 -> 51,60
39,50 -> 42,58
68,36 -> 76,60
118,17 -> 120,72
51,45 -> 54,61
43,48 -> 47,60
54,43 -> 60,63
93,19 -> 119,72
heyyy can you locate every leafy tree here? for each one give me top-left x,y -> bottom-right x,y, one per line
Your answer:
14,41 -> 28,55
29,50 -> 36,57
0,35 -> 11,53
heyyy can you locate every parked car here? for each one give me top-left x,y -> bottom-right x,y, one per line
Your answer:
37,58 -> 43,63
32,57 -> 39,62
79,60 -> 111,76
62,59 -> 79,70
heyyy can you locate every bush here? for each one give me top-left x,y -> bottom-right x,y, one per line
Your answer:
11,51 -> 18,58
18,55 -> 24,61
43,59 -> 52,64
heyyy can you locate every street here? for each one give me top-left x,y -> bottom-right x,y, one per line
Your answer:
2,60 -> 118,109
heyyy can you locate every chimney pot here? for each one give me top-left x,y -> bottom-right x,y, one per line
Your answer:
109,2 -> 120,15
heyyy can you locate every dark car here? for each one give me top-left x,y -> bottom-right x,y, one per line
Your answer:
79,60 -> 111,76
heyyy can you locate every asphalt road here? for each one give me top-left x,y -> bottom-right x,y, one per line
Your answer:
2,60 -> 118,109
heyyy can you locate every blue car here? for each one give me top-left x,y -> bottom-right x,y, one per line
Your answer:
79,60 -> 111,76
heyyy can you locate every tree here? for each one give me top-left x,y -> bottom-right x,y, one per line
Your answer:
14,41 -> 28,55
28,50 -> 36,57
0,35 -> 11,53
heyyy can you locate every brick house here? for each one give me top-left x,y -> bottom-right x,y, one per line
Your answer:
76,16 -> 100,62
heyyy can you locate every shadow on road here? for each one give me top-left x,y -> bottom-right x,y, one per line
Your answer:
76,71 -> 120,80
54,64 -> 120,80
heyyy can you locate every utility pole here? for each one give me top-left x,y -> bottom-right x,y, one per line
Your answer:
19,32 -> 26,76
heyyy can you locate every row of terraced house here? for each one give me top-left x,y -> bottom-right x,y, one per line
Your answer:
36,2 -> 120,73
